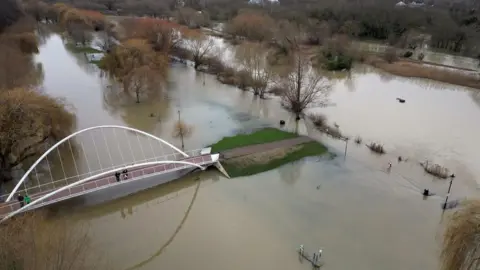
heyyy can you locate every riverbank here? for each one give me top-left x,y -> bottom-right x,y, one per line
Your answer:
364,55 -> 480,90
211,128 -> 328,177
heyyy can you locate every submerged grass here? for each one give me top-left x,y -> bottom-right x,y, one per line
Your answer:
66,43 -> 103,54
223,141 -> 327,177
210,128 -> 298,153
364,55 -> 480,90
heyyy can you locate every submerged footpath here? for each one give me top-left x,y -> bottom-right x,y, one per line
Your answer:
211,128 -> 328,178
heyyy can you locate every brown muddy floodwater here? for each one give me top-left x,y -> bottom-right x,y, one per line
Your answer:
28,32 -> 480,270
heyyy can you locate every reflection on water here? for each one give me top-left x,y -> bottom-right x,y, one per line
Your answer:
32,33 -> 480,270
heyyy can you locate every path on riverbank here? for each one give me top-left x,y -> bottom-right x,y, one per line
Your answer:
219,136 -> 313,160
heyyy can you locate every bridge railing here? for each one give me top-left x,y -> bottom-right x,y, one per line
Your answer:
0,148 -> 205,203
0,152 -> 212,217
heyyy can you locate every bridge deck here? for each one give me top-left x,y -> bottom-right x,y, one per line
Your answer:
0,154 -> 214,218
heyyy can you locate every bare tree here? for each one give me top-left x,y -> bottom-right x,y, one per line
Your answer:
98,0 -> 116,11
185,32 -> 216,70
0,211 -> 104,270
172,111 -> 193,150
441,200 -> 480,270
126,65 -> 162,103
236,42 -> 273,98
273,20 -> 303,54
226,10 -> 274,41
0,88 -> 75,189
96,26 -> 116,52
146,21 -> 182,52
280,53 -> 331,120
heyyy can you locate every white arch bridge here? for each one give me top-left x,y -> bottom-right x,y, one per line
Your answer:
0,125 -> 221,223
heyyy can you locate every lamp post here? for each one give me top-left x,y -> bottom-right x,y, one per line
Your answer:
442,174 -> 455,210
344,138 -> 349,160
177,110 -> 185,150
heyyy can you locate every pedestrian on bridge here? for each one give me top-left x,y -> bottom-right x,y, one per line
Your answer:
17,194 -> 24,207
115,171 -> 121,182
24,194 -> 31,205
122,169 -> 129,180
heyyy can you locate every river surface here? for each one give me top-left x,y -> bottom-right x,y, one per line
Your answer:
27,31 -> 480,270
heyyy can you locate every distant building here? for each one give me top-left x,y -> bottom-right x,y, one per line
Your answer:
395,0 -> 425,8
248,0 -> 279,5
409,1 -> 425,8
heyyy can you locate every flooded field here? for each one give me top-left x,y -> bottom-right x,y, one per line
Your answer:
28,31 -> 480,269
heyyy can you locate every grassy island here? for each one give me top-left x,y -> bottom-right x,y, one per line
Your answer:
211,128 -> 327,178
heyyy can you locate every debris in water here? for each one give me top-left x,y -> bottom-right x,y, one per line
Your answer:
297,245 -> 323,268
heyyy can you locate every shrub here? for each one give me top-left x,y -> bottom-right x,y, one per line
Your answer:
403,51 -> 413,58
324,54 -> 353,71
418,52 -> 425,61
367,142 -> 385,154
309,114 -> 346,140
234,69 -> 253,90
321,35 -> 354,71
309,113 -> 327,128
422,161 -> 449,179
204,56 -> 226,74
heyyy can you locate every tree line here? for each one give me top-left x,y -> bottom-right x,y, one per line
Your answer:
29,0 -> 480,57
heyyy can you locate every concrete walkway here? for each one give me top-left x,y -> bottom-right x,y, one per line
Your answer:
219,136 -> 313,160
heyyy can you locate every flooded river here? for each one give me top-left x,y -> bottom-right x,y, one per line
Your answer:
30,31 -> 480,269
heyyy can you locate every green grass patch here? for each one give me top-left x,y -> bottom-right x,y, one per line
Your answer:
222,141 -> 327,178
90,59 -> 103,67
65,43 -> 103,53
211,128 -> 298,153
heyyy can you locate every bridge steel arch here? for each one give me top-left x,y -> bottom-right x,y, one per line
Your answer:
6,125 -> 189,203
1,160 -> 206,223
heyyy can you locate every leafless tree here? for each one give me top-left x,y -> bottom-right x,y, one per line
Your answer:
172,111 -> 193,150
125,65 -> 162,103
280,53 -> 331,120
226,11 -> 274,41
98,0 -> 116,11
273,20 -> 303,54
95,24 -> 117,52
236,42 -> 273,98
185,33 -> 216,70
441,200 -> 480,270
